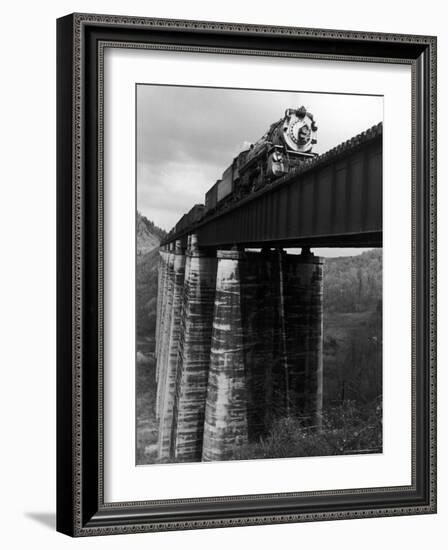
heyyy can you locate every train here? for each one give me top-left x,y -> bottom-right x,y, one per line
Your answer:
172,106 -> 318,236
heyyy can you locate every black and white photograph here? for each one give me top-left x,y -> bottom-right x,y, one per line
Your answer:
0,0 -> 442,544
135,84 -> 383,465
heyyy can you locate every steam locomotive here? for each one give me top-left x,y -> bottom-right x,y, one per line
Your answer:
173,106 -> 318,235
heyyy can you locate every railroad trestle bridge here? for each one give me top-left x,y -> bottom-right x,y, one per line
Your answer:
154,123 -> 382,462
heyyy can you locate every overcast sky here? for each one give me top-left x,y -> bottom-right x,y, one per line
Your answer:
136,85 -> 382,257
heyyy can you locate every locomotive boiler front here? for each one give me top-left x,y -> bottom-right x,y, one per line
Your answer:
265,105 -> 318,178
278,105 -> 317,152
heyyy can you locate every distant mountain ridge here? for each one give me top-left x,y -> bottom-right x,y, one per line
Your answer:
137,212 -> 167,256
136,213 -> 167,338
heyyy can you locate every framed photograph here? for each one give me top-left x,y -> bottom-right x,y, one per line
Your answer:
56,13 -> 437,536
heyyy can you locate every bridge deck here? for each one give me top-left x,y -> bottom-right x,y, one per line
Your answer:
166,123 -> 382,249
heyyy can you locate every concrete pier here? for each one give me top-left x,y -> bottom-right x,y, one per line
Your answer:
279,249 -> 324,427
202,249 -> 249,462
154,243 -> 324,463
171,235 -> 217,461
157,241 -> 186,460
155,247 -> 167,368
155,245 -> 175,420
240,250 -> 280,440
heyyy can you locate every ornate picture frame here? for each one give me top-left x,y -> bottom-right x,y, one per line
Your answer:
56,13 -> 436,536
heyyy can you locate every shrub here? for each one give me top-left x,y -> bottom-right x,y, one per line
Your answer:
232,399 -> 382,461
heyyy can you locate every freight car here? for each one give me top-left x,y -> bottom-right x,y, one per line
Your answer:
175,204 -> 205,234
205,180 -> 220,213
